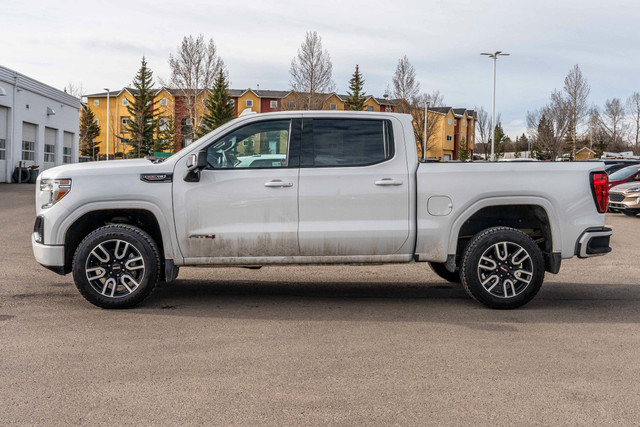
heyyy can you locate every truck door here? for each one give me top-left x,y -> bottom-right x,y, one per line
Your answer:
298,117 -> 411,256
173,118 -> 301,260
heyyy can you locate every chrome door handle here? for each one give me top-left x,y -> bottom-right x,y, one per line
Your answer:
375,178 -> 403,186
264,180 -> 293,188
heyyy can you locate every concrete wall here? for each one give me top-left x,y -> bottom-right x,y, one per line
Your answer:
0,65 -> 80,183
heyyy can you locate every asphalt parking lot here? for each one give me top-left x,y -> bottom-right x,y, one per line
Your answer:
1,183 -> 639,425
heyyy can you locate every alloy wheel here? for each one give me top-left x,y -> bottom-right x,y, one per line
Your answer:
85,239 -> 146,298
476,241 -> 533,299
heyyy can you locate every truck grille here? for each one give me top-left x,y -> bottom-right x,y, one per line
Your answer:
609,193 -> 625,202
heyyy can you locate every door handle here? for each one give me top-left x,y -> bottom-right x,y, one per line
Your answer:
264,180 -> 293,188
375,178 -> 403,186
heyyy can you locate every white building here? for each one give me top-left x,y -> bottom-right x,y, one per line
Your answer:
0,65 -> 80,183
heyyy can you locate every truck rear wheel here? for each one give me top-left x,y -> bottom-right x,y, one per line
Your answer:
72,224 -> 161,309
428,262 -> 460,283
460,227 -> 545,309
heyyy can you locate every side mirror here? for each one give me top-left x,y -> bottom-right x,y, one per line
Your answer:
184,150 -> 208,182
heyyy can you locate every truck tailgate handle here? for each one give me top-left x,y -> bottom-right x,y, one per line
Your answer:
375,178 -> 403,186
264,180 -> 293,188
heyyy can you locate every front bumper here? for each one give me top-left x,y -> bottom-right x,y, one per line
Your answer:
575,227 -> 612,259
32,235 -> 65,275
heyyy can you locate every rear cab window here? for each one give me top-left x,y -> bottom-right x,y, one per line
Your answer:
302,119 -> 394,167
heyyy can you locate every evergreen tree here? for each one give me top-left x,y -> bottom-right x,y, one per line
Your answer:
535,114 -> 554,160
79,107 -> 101,159
493,122 -> 505,159
346,64 -> 367,111
458,136 -> 470,161
197,69 -> 235,138
155,115 -> 178,153
514,136 -> 521,158
123,57 -> 158,157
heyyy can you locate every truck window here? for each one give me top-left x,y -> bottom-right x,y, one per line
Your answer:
309,119 -> 394,167
205,119 -> 291,169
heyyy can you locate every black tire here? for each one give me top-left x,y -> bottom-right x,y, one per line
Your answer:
12,167 -> 29,183
429,262 -> 461,283
460,227 -> 545,309
72,224 -> 161,309
623,211 -> 637,217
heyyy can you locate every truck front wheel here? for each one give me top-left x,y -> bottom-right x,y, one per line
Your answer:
460,227 -> 545,309
72,224 -> 161,309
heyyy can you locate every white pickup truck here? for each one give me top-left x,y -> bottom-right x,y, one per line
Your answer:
32,111 -> 612,309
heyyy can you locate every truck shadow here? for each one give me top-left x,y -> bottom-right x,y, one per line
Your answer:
139,279 -> 640,324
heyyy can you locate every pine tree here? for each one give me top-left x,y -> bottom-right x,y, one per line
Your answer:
197,69 -> 235,138
514,136 -> 521,158
458,136 -> 470,161
154,115 -> 178,153
346,64 -> 367,111
493,122 -> 505,159
123,57 -> 158,157
79,107 -> 101,159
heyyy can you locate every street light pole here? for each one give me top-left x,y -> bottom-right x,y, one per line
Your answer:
104,88 -> 110,161
481,51 -> 509,161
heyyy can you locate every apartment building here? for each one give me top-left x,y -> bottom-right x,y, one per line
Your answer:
84,87 -> 473,161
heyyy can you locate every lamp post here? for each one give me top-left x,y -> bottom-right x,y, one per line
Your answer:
104,88 -> 110,160
480,51 -> 509,161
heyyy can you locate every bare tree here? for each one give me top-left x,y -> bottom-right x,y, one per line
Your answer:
626,92 -> 640,152
411,90 -> 444,157
392,56 -> 420,113
168,34 -> 224,143
600,98 -> 626,151
527,91 -> 570,161
289,31 -> 335,110
63,82 -> 86,99
475,106 -> 490,159
562,64 -> 590,159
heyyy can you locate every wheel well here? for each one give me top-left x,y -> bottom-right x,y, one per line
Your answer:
455,205 -> 554,271
63,209 -> 164,275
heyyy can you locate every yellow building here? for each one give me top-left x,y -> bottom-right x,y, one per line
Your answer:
425,107 -> 476,161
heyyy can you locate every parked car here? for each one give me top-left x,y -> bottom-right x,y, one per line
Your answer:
604,161 -> 640,175
607,164 -> 640,188
32,111 -> 612,310
608,182 -> 640,216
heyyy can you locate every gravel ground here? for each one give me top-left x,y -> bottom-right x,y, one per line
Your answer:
1,183 -> 639,425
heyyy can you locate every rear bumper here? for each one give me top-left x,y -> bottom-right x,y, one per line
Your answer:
575,227 -> 612,259
32,235 -> 66,275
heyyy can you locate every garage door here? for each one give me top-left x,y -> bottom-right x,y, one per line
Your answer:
63,131 -> 73,164
44,127 -> 56,170
0,107 -> 7,182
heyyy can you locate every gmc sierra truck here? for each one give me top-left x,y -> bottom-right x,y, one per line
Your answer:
32,111 -> 612,309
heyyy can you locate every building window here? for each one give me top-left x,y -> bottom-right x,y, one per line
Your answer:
454,120 -> 457,126
0,138 -> 5,160
463,120 -> 466,126
159,118 -> 168,130
93,99 -> 99,106
229,99 -> 235,105
22,141 -> 35,161
270,100 -> 278,108
330,103 -> 337,110
202,98 -> 207,106
122,99 -> 129,106
448,118 -> 452,125
94,119 -> 99,125
288,101 -> 296,109
44,144 -> 55,162
246,99 -> 253,107
63,147 -> 72,164
446,135 -> 453,141
121,117 -> 129,126
367,106 -> 374,111
161,98 -> 168,106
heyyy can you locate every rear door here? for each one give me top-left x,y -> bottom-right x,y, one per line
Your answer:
298,117 -> 411,256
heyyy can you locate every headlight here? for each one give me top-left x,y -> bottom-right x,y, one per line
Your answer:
40,178 -> 72,209
625,186 -> 640,193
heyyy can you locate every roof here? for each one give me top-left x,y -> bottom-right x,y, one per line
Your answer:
577,146 -> 596,154
430,107 -> 452,115
0,65 -> 81,109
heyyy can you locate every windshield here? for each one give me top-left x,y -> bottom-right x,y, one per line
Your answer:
609,166 -> 639,181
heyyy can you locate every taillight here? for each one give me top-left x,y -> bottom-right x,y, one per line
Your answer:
590,172 -> 609,213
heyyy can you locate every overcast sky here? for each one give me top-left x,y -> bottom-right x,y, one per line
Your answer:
3,0 -> 640,137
